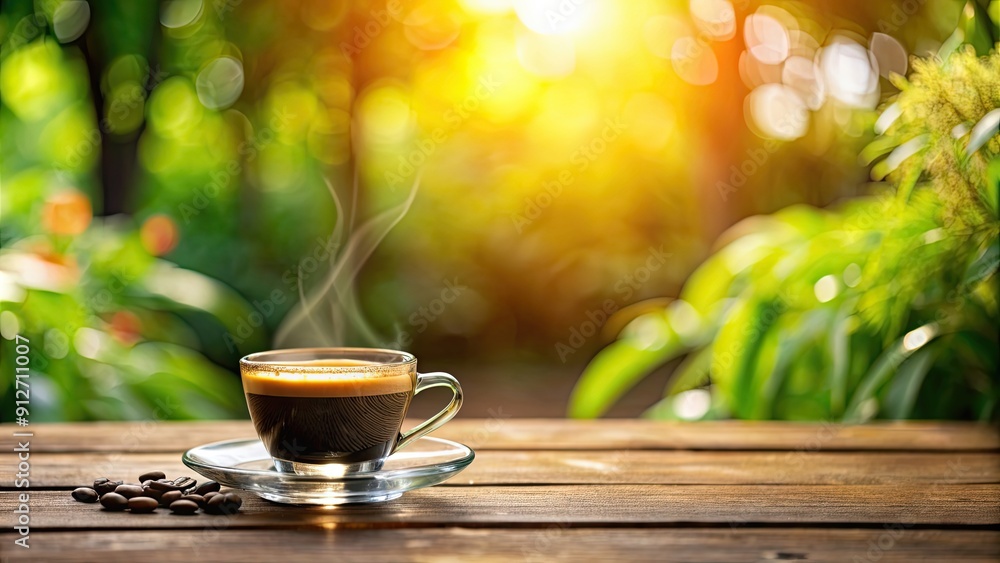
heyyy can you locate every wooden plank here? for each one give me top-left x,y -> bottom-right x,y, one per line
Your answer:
4,485 -> 998,529
3,528 -> 999,562
2,420 -> 997,453
6,450 -> 998,489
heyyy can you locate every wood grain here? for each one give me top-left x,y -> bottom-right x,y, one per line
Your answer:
3,420 -> 997,453
4,528 -> 999,563
2,421 -> 997,562
5,484 -> 998,529
6,450 -> 998,489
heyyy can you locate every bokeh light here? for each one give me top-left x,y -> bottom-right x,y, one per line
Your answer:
745,13 -> 789,65
820,36 -> 880,109
690,0 -> 736,41
42,190 -> 92,235
160,0 -> 204,28
140,214 -> 180,256
2,0 -> 988,423
196,56 -> 245,110
52,0 -> 90,43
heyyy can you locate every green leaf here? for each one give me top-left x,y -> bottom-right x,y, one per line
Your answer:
895,162 -> 924,203
965,239 -> 1000,286
870,135 -> 927,183
828,304 -> 853,417
568,316 -> 685,418
679,252 -> 736,316
679,225 -> 794,318
961,0 -> 995,56
844,323 -> 940,422
953,329 -> 999,375
665,346 -> 712,396
860,135 -> 900,166
966,109 -> 1000,157
884,346 -> 937,419
642,396 -> 677,420
124,342 -> 247,415
760,309 -> 829,418
131,373 -> 235,420
873,102 -> 902,136
138,261 -> 266,352
937,28 -> 965,60
711,297 -> 783,419
984,157 -> 1000,217
772,204 -> 829,236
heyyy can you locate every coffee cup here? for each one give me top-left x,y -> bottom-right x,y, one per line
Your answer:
240,347 -> 462,475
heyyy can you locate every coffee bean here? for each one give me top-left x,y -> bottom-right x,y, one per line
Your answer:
159,490 -> 183,507
182,494 -> 206,509
223,493 -> 243,511
142,486 -> 164,501
100,492 -> 128,511
203,491 -> 220,502
169,500 -> 199,515
195,480 -> 220,496
149,476 -> 197,493
138,470 -> 166,482
115,484 -> 145,499
148,479 -> 173,491
205,494 -> 226,514
128,497 -> 158,513
173,476 -> 197,493
72,487 -> 99,503
94,479 -> 121,496
205,492 -> 243,515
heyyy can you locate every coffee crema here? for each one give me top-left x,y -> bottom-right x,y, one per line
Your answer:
241,359 -> 412,397
242,359 -> 415,464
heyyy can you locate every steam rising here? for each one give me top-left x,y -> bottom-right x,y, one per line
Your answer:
274,173 -> 419,349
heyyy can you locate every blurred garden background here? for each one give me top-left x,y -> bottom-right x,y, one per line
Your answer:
1,0 -> 997,422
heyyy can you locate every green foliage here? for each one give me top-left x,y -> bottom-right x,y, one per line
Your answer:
570,49 -> 1000,422
0,218 -> 259,421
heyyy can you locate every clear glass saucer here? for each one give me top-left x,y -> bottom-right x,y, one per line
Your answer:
182,436 -> 474,505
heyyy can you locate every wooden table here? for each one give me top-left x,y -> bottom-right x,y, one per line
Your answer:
2,420 -> 998,561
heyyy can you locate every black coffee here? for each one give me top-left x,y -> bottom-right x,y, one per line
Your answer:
241,359 -> 414,464
246,391 -> 411,463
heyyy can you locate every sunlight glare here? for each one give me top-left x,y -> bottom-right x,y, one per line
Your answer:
746,83 -> 809,140
869,32 -> 907,78
820,37 -> 879,109
690,0 -> 736,41
674,389 -> 711,420
745,13 -> 789,65
460,0 -> 512,15
902,325 -> 936,352
813,274 -> 839,303
781,55 -> 825,110
671,37 -> 719,85
644,15 -> 689,60
516,31 -> 576,78
514,0 -> 597,36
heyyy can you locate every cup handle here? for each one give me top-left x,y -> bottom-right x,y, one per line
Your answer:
395,372 -> 463,453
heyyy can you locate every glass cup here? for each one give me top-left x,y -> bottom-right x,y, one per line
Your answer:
240,347 -> 462,475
